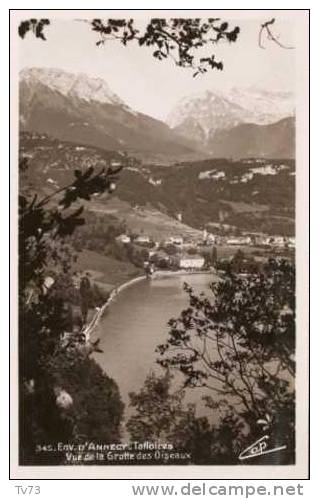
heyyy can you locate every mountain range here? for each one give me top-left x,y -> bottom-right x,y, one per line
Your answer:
20,67 -> 295,160
19,67 -> 198,162
167,88 -> 295,146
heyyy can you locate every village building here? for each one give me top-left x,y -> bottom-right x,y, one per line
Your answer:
134,235 -> 151,245
271,236 -> 286,247
148,177 -> 162,186
110,159 -> 123,168
226,236 -> 252,246
203,230 -> 216,244
174,254 -> 205,270
116,234 -> 131,244
254,235 -> 271,246
287,237 -> 295,248
167,236 -> 184,246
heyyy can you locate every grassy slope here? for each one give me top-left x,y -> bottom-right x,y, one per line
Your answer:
87,197 -> 203,241
74,249 -> 142,290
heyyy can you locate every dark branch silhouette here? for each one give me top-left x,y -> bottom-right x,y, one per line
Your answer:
259,18 -> 294,50
18,17 -> 240,77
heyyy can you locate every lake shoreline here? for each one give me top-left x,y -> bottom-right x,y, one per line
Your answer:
84,274 -> 147,341
84,269 -> 217,341
90,271 -> 218,423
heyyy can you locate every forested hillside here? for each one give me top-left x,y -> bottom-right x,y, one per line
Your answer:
21,132 -> 295,236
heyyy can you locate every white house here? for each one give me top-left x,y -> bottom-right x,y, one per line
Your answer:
116,234 -> 131,244
177,255 -> 205,269
198,170 -> 225,180
208,234 -> 216,243
255,236 -> 272,246
238,236 -> 252,245
148,177 -> 162,186
203,231 -> 216,244
135,235 -> 151,244
226,236 -> 252,246
226,238 -> 242,245
271,236 -> 286,247
287,237 -> 295,248
110,160 -> 123,168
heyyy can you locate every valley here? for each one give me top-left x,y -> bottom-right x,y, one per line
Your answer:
19,67 -> 296,303
20,131 -> 295,238
16,12 -> 303,470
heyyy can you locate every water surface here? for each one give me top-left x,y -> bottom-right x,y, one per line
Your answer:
94,274 -> 217,417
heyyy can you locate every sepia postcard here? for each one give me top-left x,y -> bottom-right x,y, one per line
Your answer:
10,9 -> 309,479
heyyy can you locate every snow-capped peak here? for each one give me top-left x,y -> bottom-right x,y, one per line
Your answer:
20,67 -> 126,107
167,86 -> 295,146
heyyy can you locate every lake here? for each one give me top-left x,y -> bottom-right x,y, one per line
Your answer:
94,273 -> 218,420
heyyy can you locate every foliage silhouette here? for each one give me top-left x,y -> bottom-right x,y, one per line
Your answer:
127,370 -> 214,464
154,260 -> 295,463
18,17 -> 240,76
18,19 -> 50,40
19,158 -> 125,464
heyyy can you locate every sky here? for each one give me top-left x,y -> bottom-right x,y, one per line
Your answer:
18,15 -> 296,121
